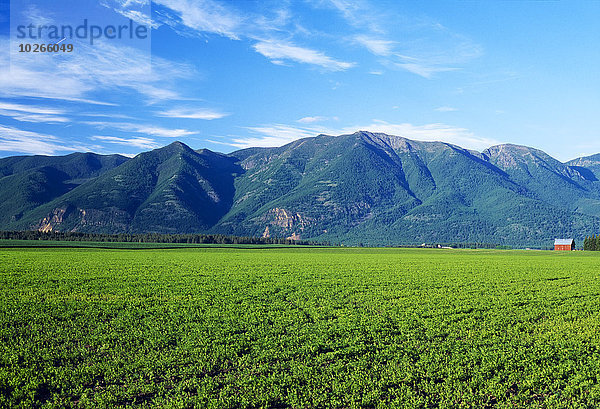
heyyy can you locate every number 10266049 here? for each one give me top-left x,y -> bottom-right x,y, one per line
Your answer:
19,43 -> 74,52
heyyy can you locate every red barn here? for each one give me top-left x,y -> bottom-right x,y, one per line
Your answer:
554,238 -> 575,251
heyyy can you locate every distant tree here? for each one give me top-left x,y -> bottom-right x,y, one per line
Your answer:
584,236 -> 590,251
0,230 -> 329,246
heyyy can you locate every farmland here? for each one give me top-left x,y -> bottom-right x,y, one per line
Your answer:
2,247 -> 600,408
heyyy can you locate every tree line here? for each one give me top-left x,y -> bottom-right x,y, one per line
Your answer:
583,235 -> 600,251
0,230 -> 328,246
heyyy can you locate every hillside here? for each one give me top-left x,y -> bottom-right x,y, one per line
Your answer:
0,153 -> 128,227
11,142 -> 242,234
2,132 -> 600,246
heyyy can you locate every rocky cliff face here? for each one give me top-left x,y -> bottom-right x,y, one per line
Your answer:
257,208 -> 311,240
37,206 -> 73,232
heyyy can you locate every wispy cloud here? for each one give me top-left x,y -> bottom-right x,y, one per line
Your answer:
153,0 -> 301,40
84,121 -> 197,138
156,107 -> 229,120
340,121 -> 499,151
91,135 -> 159,149
32,96 -> 118,106
68,42 -> 193,102
297,116 -> 332,124
435,106 -> 458,112
0,125 -> 80,155
253,40 -> 355,71
100,0 -> 158,28
151,1 -> 355,72
347,8 -> 483,79
153,0 -> 244,39
0,34 -> 193,104
358,31 -> 482,79
231,120 -> 500,152
0,102 -> 70,123
456,71 -> 520,94
392,62 -> 458,79
22,4 -> 53,26
318,0 -> 385,34
354,35 -> 395,56
232,124 -> 323,148
79,112 -> 135,120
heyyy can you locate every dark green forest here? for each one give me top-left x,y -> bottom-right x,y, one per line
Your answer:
0,230 -> 320,246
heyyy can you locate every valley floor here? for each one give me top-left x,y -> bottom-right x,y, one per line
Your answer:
1,247 -> 600,408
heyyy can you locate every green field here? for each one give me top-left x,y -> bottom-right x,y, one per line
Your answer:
2,247 -> 600,408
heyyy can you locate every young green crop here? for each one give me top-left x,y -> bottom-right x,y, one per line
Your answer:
1,247 -> 600,408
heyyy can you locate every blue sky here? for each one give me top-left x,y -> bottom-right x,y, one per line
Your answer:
0,0 -> 599,161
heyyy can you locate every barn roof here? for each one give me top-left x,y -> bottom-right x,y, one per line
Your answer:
554,238 -> 574,245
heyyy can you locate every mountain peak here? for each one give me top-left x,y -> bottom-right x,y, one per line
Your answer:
483,143 -> 560,168
167,141 -> 192,150
143,141 -> 196,157
568,153 -> 600,167
485,143 -> 539,154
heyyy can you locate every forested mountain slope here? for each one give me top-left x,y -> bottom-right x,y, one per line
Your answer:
2,132 -> 600,246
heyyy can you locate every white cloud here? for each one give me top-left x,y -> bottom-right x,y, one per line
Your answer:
297,116 -> 329,124
91,135 -> 158,149
0,102 -> 65,116
32,96 -> 118,106
337,121 -> 499,151
154,0 -> 243,39
150,1 -> 356,72
0,102 -> 70,123
84,121 -> 197,138
0,125 -> 79,155
153,0 -> 299,40
80,112 -> 134,119
0,36 -> 193,104
0,101 -> 69,123
156,107 -> 229,120
435,106 -> 458,112
65,42 -> 193,102
350,14 -> 483,79
253,40 -> 355,71
0,112 -> 70,124
354,35 -> 395,56
393,62 -> 458,79
22,4 -> 54,27
0,49 -> 94,102
231,124 -> 322,148
318,0 -> 384,34
231,120 -> 500,152
385,29 -> 483,79
100,0 -> 159,28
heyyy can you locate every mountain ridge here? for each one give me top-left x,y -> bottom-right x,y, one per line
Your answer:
2,133 -> 600,246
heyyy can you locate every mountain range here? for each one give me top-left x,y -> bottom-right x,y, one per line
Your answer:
3,131 -> 600,247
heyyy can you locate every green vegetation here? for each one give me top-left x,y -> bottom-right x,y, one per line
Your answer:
3,247 -> 600,408
583,235 -> 600,251
0,152 -> 127,227
0,240 -> 304,250
7,143 -> 242,234
5,135 -> 600,247
0,230 -> 321,246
